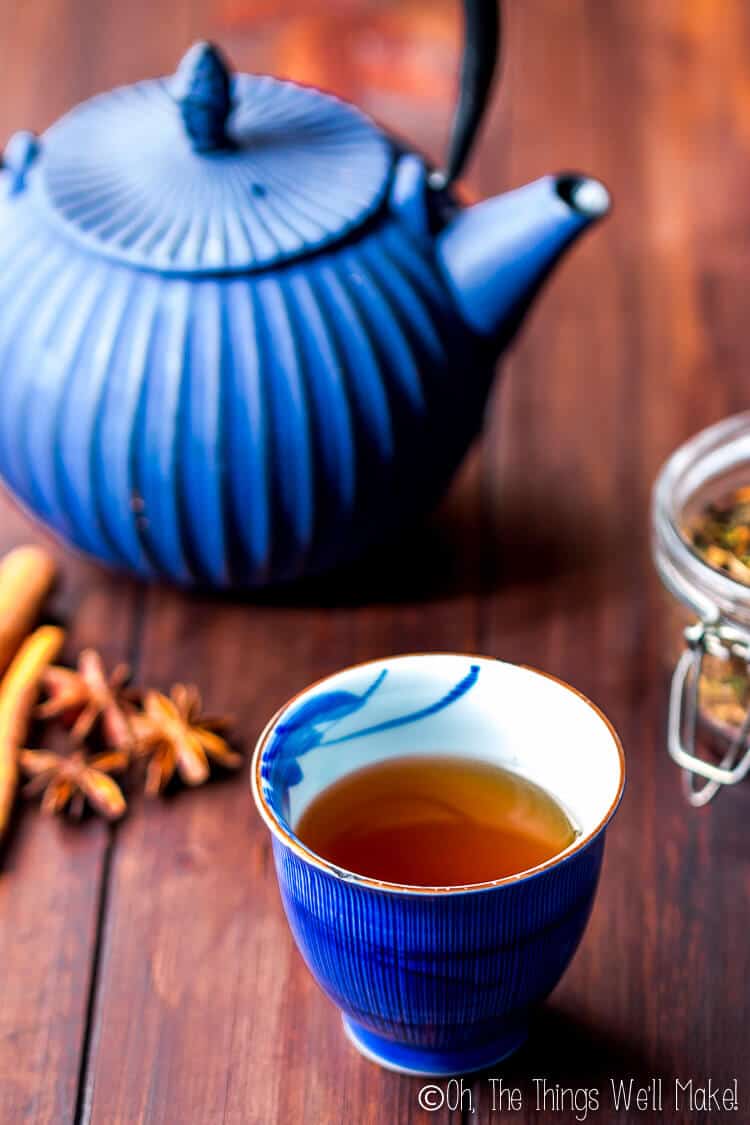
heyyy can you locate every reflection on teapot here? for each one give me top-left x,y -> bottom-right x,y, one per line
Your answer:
0,1 -> 608,587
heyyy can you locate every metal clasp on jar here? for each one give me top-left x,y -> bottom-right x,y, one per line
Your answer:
669,620 -> 750,806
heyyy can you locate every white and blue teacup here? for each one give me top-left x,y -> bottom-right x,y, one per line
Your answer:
252,654 -> 625,1076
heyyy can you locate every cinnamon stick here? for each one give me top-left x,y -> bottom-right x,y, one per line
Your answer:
0,625 -> 65,841
0,547 -> 57,677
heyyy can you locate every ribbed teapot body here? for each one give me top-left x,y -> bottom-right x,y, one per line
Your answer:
0,196 -> 492,587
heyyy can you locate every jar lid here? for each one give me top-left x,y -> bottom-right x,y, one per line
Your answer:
652,412 -> 750,629
36,43 -> 393,274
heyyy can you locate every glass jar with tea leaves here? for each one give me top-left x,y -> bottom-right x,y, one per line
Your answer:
652,413 -> 750,806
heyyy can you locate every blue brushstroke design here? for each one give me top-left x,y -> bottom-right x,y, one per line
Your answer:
324,664 -> 479,745
261,669 -> 388,786
275,669 -> 387,735
262,663 -> 480,804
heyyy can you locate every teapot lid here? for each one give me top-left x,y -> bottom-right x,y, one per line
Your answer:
34,43 -> 393,274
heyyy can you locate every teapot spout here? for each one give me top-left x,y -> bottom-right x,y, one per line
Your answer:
437,173 -> 610,342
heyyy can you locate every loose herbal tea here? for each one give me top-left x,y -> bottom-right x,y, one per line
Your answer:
684,485 -> 750,586
682,487 -> 750,731
697,653 -> 749,730
295,755 -> 578,886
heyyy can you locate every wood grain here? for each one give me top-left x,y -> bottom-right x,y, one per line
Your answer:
0,516 -> 142,1125
0,1 -> 748,1123
0,4 -> 145,1121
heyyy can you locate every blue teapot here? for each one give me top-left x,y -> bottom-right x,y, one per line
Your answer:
0,2 -> 608,588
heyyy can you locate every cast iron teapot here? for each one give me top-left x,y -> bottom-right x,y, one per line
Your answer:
0,1 -> 609,587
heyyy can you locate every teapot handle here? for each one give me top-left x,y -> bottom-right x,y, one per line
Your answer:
433,0 -> 501,189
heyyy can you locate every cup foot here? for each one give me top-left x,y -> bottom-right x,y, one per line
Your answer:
342,1016 -> 528,1077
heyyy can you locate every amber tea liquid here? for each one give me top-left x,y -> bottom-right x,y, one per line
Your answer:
295,755 -> 578,886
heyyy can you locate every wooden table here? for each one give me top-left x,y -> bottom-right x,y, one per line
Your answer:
1,2 -> 748,1122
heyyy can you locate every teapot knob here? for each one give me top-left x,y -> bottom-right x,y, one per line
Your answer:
171,41 -> 233,153
3,131 -> 39,194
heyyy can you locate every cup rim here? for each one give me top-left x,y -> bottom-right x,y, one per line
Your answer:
251,653 -> 626,897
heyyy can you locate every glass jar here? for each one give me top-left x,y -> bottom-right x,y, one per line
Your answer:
652,412 -> 750,806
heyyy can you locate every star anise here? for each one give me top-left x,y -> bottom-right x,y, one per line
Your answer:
36,649 -> 135,752
19,747 -> 128,819
132,683 -> 240,796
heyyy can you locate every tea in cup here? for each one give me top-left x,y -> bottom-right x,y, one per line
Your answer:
252,654 -> 625,1076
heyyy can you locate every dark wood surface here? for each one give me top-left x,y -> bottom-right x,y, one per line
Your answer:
1,2 -> 749,1122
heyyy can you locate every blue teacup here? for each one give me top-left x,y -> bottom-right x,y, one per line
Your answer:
252,654 -> 625,1076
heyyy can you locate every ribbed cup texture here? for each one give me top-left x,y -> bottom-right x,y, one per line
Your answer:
273,833 -> 606,1052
